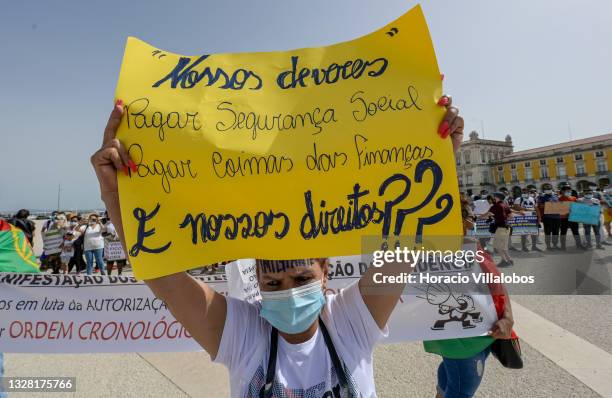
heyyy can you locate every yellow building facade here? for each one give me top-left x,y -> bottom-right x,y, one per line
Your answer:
492,133 -> 611,192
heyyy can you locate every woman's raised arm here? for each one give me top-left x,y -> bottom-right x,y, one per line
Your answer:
90,101 -> 227,358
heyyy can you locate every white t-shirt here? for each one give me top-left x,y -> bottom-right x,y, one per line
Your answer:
214,281 -> 387,398
514,196 -> 536,214
80,224 -> 105,251
105,222 -> 118,240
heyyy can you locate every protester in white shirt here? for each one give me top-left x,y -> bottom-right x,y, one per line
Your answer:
513,188 -> 541,252
77,214 -> 107,274
90,97 -> 491,397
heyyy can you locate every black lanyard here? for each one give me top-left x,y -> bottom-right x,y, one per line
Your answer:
260,317 -> 352,398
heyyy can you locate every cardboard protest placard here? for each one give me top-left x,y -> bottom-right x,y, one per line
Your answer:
544,202 -> 570,216
104,240 -> 127,261
569,202 -> 601,225
114,5 -> 462,279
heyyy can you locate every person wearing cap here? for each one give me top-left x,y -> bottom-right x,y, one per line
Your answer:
513,187 -> 541,252
537,183 -> 561,250
578,188 -> 605,250
558,183 -> 584,250
482,192 -> 514,267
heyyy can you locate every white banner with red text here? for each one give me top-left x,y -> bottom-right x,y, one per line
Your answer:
0,256 -> 497,353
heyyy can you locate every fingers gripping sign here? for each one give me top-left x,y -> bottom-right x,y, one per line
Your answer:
436,95 -> 464,154
91,100 -> 137,195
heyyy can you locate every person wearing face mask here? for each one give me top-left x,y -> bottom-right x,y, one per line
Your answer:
90,96 -> 465,396
537,183 -> 561,251
66,215 -> 86,273
103,216 -> 127,275
77,214 -> 107,274
513,188 -> 541,252
558,183 -> 584,250
499,188 -> 510,204
481,192 -> 514,267
578,189 -> 605,250
42,214 -> 68,274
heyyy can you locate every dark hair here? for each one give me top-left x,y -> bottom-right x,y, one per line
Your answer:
15,209 -> 30,219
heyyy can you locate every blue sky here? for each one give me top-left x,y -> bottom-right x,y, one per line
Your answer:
1,0 -> 611,211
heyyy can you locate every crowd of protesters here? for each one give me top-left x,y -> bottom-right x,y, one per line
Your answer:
461,183 -> 612,267
7,210 -> 128,275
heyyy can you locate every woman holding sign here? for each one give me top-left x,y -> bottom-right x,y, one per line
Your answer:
91,96 -> 469,396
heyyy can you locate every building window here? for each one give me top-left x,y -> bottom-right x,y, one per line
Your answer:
511,164 -> 516,169
480,149 -> 486,163
556,157 -> 564,163
575,154 -> 583,161
541,167 -> 549,179
576,163 -> 585,175
511,170 -> 518,181
595,150 -> 605,158
524,162 -> 531,167
494,152 -> 499,160
497,166 -> 503,171
525,168 -> 533,180
458,174 -> 463,186
487,151 -> 492,162
597,158 -> 607,172
466,174 -> 473,185
482,171 -> 489,184
557,164 -> 566,177
456,156 -> 461,166
540,159 -> 547,166
498,173 -> 505,183
464,152 -> 471,164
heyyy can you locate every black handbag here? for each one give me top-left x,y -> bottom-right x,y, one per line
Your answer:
491,337 -> 523,369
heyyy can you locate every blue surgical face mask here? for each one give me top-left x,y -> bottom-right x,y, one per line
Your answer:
260,280 -> 325,334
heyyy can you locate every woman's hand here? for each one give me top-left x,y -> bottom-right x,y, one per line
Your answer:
490,315 -> 514,339
437,95 -> 464,154
90,100 -> 136,195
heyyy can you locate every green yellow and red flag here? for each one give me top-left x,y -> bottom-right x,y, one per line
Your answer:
0,218 -> 40,273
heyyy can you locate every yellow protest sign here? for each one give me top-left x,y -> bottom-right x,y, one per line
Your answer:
115,5 -> 462,279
